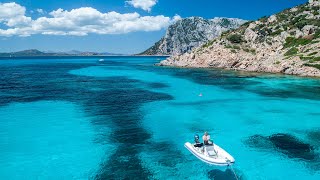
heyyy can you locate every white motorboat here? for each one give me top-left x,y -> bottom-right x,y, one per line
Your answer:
184,142 -> 235,166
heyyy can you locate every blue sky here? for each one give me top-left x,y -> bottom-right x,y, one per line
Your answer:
0,0 -> 307,54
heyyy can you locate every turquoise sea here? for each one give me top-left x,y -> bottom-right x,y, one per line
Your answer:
0,56 -> 320,179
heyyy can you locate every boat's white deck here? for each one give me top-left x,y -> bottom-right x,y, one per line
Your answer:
193,145 -> 226,160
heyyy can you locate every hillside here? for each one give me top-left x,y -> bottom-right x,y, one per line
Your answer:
159,0 -> 320,77
140,17 -> 246,55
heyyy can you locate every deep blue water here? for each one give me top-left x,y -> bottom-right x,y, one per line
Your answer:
0,57 -> 320,179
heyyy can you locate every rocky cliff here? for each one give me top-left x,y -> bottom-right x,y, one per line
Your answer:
140,17 -> 246,55
160,0 -> 320,77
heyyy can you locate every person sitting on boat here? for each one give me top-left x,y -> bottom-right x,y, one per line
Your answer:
194,134 -> 203,147
203,131 -> 213,145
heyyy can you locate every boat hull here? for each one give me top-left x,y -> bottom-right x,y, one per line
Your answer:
184,142 -> 235,166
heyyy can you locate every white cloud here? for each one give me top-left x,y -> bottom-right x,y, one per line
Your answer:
172,15 -> 182,22
0,2 -> 31,27
126,0 -> 157,12
0,2 -> 179,37
36,8 -> 45,14
0,2 -> 25,19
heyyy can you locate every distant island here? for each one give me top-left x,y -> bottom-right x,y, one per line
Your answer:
0,49 -> 124,57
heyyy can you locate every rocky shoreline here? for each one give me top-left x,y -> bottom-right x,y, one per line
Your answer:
158,45 -> 320,77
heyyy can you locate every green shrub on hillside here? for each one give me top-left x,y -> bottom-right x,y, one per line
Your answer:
289,14 -> 307,28
284,37 -> 312,48
297,5 -> 310,13
276,13 -> 288,22
308,52 -> 318,56
259,16 -> 268,23
240,21 -> 252,28
225,45 -> 240,49
314,29 -> 320,38
271,29 -> 283,36
310,57 -> 320,63
311,6 -> 320,11
299,56 -> 313,61
243,48 -> 250,52
242,48 -> 256,54
293,18 -> 320,28
313,11 -> 319,16
305,63 -> 320,70
284,47 -> 298,56
310,19 -> 320,27
221,30 -> 231,37
296,20 -> 308,30
233,45 -> 240,49
266,40 -> 273,45
202,40 -> 214,48
250,49 -> 256,54
304,48 -> 312,53
227,34 -> 243,43
257,27 -> 272,37
304,57 -> 320,64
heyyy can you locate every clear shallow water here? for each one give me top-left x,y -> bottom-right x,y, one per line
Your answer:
0,57 -> 320,179
0,101 -> 110,179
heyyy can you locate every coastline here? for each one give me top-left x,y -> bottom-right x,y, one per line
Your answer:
157,55 -> 320,78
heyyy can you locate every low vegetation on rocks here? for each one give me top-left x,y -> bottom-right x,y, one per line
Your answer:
284,47 -> 299,56
226,34 -> 244,43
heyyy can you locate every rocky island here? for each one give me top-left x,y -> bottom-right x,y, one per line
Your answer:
159,0 -> 320,77
140,17 -> 246,55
